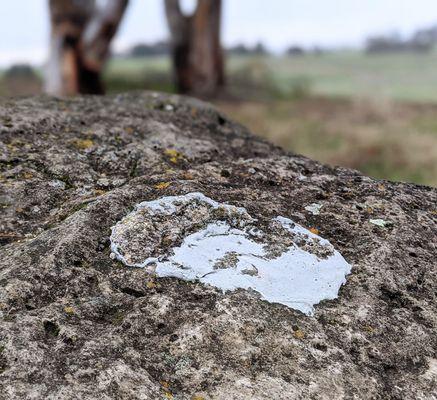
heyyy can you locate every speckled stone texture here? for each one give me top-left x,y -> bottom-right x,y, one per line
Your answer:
0,92 -> 436,400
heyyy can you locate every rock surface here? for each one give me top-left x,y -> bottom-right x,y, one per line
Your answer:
0,92 -> 436,399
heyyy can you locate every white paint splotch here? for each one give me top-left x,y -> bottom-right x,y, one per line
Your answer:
110,193 -> 351,315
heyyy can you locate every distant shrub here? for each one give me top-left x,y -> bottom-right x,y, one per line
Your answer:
126,41 -> 170,57
365,32 -> 434,54
285,76 -> 312,99
411,25 -> 437,47
253,42 -> 269,55
227,42 -> 270,56
4,64 -> 38,79
286,46 -> 305,56
229,60 -> 276,96
2,64 -> 42,96
228,60 -> 312,100
227,44 -> 252,56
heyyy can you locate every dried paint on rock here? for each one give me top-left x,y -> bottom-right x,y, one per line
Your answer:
110,193 -> 351,315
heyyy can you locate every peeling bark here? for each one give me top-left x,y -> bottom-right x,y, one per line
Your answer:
46,0 -> 128,96
165,0 -> 224,97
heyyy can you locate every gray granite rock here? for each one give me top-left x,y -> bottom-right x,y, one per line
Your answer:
0,93 -> 436,399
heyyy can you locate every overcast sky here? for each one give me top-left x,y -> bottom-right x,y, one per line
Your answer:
1,0 -> 437,66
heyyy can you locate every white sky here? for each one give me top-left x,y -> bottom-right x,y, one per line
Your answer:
1,0 -> 437,66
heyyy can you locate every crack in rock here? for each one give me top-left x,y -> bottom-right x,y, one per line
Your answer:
110,193 -> 352,315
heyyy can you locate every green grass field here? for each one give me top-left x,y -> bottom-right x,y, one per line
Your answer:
106,52 -> 437,102
1,52 -> 437,186
250,52 -> 437,102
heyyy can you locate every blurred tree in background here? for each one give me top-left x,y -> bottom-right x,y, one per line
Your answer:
165,0 -> 224,97
46,0 -> 128,95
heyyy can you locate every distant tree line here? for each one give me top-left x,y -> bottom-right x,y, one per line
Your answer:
128,41 -> 170,57
122,41 -> 324,58
366,25 -> 437,54
227,42 -> 269,56
123,41 -> 269,57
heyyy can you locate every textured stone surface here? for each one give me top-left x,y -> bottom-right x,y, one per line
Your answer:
0,93 -> 436,399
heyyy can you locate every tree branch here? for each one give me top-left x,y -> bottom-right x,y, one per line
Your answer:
81,0 -> 129,71
164,0 -> 189,45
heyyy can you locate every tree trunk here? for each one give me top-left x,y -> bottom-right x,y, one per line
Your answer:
46,0 -> 128,96
165,0 -> 224,97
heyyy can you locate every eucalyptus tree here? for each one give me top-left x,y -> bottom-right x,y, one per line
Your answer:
165,0 -> 224,97
46,0 -> 128,95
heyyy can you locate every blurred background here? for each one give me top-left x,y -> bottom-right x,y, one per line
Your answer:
1,0 -> 437,186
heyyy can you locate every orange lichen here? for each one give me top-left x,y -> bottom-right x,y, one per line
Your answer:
146,281 -> 157,289
160,381 -> 173,399
64,306 -> 75,315
182,172 -> 194,180
154,182 -> 171,190
22,172 -> 34,180
293,329 -> 305,339
363,325 -> 375,334
72,138 -> 94,150
164,149 -> 184,164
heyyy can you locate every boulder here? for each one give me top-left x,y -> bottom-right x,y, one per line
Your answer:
0,93 -> 436,399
